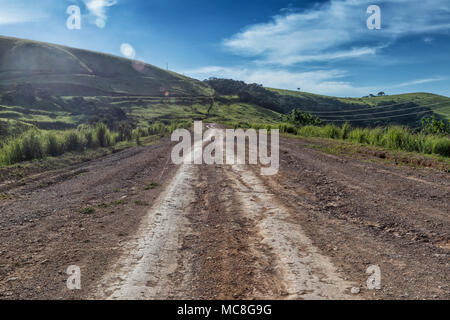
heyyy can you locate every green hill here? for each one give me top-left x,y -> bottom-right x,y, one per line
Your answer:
269,88 -> 450,127
0,36 -> 211,97
0,36 -> 449,135
0,36 -> 281,133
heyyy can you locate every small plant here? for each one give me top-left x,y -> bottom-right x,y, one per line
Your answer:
0,193 -> 12,201
135,200 -> 149,206
144,182 -> 159,190
79,207 -> 95,215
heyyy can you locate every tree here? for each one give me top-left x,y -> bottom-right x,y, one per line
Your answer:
421,116 -> 450,135
377,92 -> 386,96
283,109 -> 323,126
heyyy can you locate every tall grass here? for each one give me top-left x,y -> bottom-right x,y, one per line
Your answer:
240,121 -> 450,158
0,121 -> 186,166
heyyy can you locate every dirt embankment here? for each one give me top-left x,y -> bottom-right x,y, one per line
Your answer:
0,131 -> 448,300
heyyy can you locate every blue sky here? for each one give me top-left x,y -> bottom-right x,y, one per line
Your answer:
0,0 -> 449,97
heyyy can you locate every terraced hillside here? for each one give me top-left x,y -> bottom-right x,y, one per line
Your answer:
270,89 -> 450,127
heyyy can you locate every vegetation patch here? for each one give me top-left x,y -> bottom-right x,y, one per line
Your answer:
135,200 -> 149,206
235,121 -> 450,159
144,182 -> 160,190
79,207 -> 95,215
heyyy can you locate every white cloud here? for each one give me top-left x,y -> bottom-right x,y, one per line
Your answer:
223,0 -> 450,65
391,77 -> 445,88
183,66 -> 376,97
183,66 -> 446,97
0,1 -> 46,25
82,0 -> 117,28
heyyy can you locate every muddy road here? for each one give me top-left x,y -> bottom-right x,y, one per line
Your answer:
0,128 -> 448,300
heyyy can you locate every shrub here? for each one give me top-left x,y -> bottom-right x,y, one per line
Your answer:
95,123 -> 111,147
21,131 -> 44,161
84,129 -> 95,148
64,131 -> 83,152
383,126 -> 418,152
46,133 -> 62,156
416,134 -> 434,154
432,138 -> 450,157
0,139 -> 22,164
341,122 -> 351,140
278,123 -> 297,134
348,128 -> 369,144
297,125 -> 322,137
367,127 -> 384,146
323,124 -> 341,139
118,121 -> 133,141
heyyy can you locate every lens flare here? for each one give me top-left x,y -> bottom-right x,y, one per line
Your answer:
132,60 -> 147,73
120,43 -> 136,59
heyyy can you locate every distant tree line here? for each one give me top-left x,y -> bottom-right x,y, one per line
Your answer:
205,78 -> 284,113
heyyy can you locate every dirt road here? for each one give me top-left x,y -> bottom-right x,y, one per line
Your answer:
0,128 -> 448,299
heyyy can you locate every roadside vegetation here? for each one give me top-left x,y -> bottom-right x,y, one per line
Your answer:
233,114 -> 450,158
0,120 -> 192,166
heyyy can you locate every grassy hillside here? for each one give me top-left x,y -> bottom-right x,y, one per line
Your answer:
0,37 -> 281,135
270,88 -> 450,127
0,36 -> 212,97
0,36 -> 448,137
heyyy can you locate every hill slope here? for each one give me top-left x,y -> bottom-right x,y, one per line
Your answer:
0,36 -> 449,133
0,37 -> 282,133
269,89 -> 450,127
0,36 -> 211,97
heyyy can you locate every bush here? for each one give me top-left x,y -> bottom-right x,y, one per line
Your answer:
117,121 -> 133,141
278,123 -> 297,134
323,124 -> 341,139
383,127 -> 417,152
297,125 -> 322,137
21,131 -> 44,161
348,128 -> 369,144
432,138 -> 450,157
95,123 -> 111,147
367,127 -> 384,146
416,134 -> 434,154
64,131 -> 83,152
341,122 -> 351,140
0,139 -> 22,164
46,133 -> 62,156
